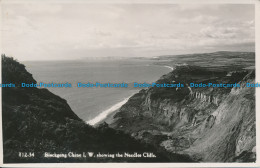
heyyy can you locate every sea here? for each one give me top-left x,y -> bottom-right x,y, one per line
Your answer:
23,58 -> 172,125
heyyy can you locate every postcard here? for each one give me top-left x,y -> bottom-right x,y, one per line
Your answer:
0,0 -> 259,167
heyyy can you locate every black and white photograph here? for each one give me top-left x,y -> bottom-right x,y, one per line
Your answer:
0,0 -> 259,166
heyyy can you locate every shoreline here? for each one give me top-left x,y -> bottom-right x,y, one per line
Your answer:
86,65 -> 174,126
86,94 -> 134,126
163,65 -> 174,71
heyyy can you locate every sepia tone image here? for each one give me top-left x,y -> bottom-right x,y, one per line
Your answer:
0,1 -> 256,164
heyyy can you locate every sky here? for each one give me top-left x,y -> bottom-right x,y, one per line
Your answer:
1,2 -> 255,61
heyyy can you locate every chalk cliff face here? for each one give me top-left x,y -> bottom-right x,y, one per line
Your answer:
110,56 -> 256,162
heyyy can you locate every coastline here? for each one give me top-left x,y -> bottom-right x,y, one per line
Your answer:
86,65 -> 174,126
163,65 -> 174,71
86,94 -> 135,126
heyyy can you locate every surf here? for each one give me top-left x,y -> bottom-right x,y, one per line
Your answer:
164,65 -> 174,70
86,96 -> 132,126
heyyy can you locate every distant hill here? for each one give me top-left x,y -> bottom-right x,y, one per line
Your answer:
153,51 -> 255,71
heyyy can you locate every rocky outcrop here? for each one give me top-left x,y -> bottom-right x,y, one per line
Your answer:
191,92 -> 220,105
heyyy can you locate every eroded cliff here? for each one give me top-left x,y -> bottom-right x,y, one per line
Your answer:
110,52 -> 256,162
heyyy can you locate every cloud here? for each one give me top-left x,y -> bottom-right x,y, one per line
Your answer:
177,4 -> 219,11
1,3 -> 255,60
200,26 -> 238,39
